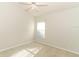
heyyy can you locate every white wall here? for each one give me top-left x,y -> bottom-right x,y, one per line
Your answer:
0,3 -> 34,51
36,7 -> 79,54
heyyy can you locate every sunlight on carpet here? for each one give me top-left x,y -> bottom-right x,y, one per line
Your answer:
11,47 -> 42,57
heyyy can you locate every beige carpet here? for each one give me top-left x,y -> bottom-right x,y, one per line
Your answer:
0,42 -> 79,57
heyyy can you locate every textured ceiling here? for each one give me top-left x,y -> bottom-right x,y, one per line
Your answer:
19,2 -> 79,16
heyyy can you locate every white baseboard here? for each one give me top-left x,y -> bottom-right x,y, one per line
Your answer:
0,40 -> 33,52
36,40 -> 79,55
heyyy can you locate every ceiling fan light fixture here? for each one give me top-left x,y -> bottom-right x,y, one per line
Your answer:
31,4 -> 37,10
19,2 -> 48,11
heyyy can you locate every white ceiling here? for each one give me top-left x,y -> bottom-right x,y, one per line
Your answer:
19,2 -> 79,16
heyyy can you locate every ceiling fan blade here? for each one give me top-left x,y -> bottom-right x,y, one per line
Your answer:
25,7 -> 32,11
18,2 -> 32,5
36,5 -> 48,6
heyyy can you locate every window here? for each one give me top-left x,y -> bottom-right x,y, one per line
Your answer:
36,22 -> 45,39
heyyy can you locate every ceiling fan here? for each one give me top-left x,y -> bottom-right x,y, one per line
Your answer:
19,2 -> 48,11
